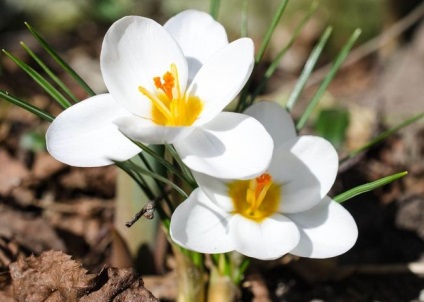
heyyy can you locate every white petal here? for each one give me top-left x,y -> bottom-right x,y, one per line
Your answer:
46,94 -> 140,167
282,136 -> 338,199
287,197 -> 358,258
174,112 -> 273,179
192,171 -> 234,212
188,38 -> 254,125
270,145 -> 322,213
101,16 -> 188,117
114,115 -> 194,144
244,101 -> 297,148
170,188 -> 234,253
229,214 -> 300,260
164,10 -> 228,82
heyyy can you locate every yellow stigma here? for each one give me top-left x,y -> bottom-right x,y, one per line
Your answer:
228,173 -> 281,222
138,64 -> 203,126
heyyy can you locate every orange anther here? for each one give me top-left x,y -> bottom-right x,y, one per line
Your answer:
154,72 -> 174,101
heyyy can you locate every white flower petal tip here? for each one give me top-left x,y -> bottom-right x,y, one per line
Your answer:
230,214 -> 300,260
287,197 -> 358,258
244,101 -> 297,147
170,188 -> 234,254
164,10 -> 228,81
174,112 -> 274,179
101,15 -> 188,117
46,94 -> 141,167
190,38 -> 255,125
284,136 -> 339,199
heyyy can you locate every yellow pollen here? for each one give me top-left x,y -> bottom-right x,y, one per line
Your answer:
138,63 -> 203,126
228,173 -> 281,222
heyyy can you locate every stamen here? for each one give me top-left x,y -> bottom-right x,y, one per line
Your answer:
140,63 -> 203,126
245,173 -> 273,212
138,86 -> 173,122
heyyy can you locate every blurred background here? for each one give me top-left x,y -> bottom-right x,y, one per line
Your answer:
0,0 -> 424,301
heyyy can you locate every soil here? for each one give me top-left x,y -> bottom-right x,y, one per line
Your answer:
0,14 -> 423,302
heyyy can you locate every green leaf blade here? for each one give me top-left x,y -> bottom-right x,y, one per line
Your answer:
20,42 -> 79,104
25,22 -> 96,97
2,49 -> 72,109
296,28 -> 361,130
334,171 -> 408,203
0,90 -> 54,122
286,25 -> 333,111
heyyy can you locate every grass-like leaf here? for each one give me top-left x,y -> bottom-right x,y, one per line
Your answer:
25,22 -> 96,97
255,0 -> 289,64
240,0 -> 248,37
210,0 -> 221,20
2,50 -> 72,109
20,42 -> 79,104
334,171 -> 408,203
249,2 -> 320,106
119,160 -> 188,199
0,90 -> 54,122
129,139 -> 193,187
343,111 -> 424,160
296,29 -> 361,130
286,26 -> 332,111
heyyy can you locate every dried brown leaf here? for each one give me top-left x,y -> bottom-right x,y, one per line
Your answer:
10,251 -> 95,302
9,251 -> 159,302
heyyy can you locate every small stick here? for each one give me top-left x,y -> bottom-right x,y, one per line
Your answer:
125,201 -> 156,228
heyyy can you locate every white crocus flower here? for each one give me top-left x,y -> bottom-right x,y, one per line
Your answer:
46,10 -> 273,179
170,101 -> 358,260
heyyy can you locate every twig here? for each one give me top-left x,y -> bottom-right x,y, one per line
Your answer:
125,201 -> 156,228
125,187 -> 173,227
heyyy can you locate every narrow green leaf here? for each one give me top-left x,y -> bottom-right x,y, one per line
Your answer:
210,0 -> 221,20
2,50 -> 72,109
20,42 -> 79,103
334,171 -> 408,203
130,139 -> 193,186
344,111 -> 424,160
296,29 -> 361,130
0,90 -> 54,122
286,26 -> 332,111
240,0 -> 248,37
165,144 -> 196,188
255,0 -> 289,64
137,151 -> 176,212
119,160 -> 188,198
234,257 -> 250,285
249,2 -> 320,106
25,22 -> 96,97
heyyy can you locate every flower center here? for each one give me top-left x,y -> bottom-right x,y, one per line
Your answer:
138,64 -> 203,126
228,173 -> 281,222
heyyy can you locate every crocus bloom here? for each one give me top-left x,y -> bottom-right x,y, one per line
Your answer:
170,101 -> 358,260
46,10 -> 273,179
